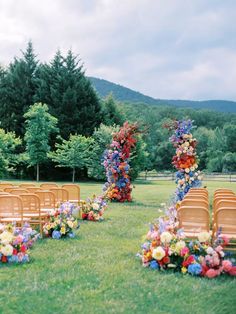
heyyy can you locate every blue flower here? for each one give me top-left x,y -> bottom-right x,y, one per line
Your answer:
188,263 -> 202,276
68,232 -> 75,238
52,230 -> 61,239
150,260 -> 159,270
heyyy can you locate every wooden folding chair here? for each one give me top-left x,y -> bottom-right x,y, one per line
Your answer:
62,184 -> 80,203
0,183 -> 14,190
19,193 -> 48,235
0,195 -> 28,226
213,207 -> 236,250
20,183 -> 36,188
40,183 -> 58,189
178,206 -> 210,238
26,187 -> 42,193
10,188 -> 29,195
35,191 -> 55,213
49,188 -> 69,204
213,196 -> 236,211
189,188 -> 208,196
180,199 -> 209,210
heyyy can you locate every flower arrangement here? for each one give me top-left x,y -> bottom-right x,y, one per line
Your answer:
168,120 -> 202,202
140,227 -> 236,277
81,195 -> 107,221
0,223 -> 39,264
139,120 -> 236,278
43,202 -> 79,239
103,122 -> 140,202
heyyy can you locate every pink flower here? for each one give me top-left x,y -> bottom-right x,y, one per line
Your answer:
205,269 -> 219,278
180,247 -> 189,256
222,260 -> 232,272
215,245 -> 223,253
212,254 -> 220,267
228,266 -> 236,276
151,231 -> 159,240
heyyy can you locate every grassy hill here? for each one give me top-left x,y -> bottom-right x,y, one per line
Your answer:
88,77 -> 236,113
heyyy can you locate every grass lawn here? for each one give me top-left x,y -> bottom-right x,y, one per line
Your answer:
0,180 -> 236,314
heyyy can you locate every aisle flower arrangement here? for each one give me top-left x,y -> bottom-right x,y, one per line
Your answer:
139,120 -> 236,277
43,202 -> 79,239
0,223 -> 39,264
168,120 -> 202,202
81,195 -> 107,221
103,122 -> 139,202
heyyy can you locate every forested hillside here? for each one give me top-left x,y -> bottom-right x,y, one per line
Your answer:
0,42 -> 236,181
89,77 -> 236,113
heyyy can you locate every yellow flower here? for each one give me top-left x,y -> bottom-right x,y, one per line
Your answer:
160,232 -> 172,244
0,231 -> 14,245
1,244 -> 13,256
152,246 -> 166,260
61,226 -> 66,234
198,232 -> 211,243
175,240 -> 186,253
181,267 -> 187,274
67,220 -> 74,228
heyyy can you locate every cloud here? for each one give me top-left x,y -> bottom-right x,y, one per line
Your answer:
0,0 -> 235,100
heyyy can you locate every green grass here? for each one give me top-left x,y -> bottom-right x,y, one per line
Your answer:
0,180 -> 236,314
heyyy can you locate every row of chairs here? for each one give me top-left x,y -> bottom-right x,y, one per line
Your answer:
178,188 -> 210,237
0,183 -> 82,235
212,189 -> 236,249
178,188 -> 236,249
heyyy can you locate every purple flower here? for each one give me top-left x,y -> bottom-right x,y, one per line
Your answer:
188,263 -> 202,275
52,230 -> 61,239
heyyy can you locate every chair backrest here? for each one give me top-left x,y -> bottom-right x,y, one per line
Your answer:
40,183 -> 58,189
0,183 -> 14,189
10,188 -> 29,195
215,200 -> 236,212
213,195 -> 236,210
62,184 -> 80,201
35,191 -> 55,209
215,207 -> 236,238
0,191 -> 11,195
214,188 -> 235,194
19,183 -> 36,188
189,188 -> 208,195
49,188 -> 69,203
214,192 -> 235,198
180,199 -> 209,210
0,195 -> 23,222
178,206 -> 210,233
184,194 -> 208,202
26,187 -> 42,193
19,193 -> 41,215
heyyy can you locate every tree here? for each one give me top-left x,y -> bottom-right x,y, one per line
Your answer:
0,129 -> 21,177
24,103 -> 58,181
222,152 -> 236,172
49,134 -> 94,182
101,94 -> 124,126
35,50 -> 102,138
87,124 -> 118,180
0,41 -> 38,136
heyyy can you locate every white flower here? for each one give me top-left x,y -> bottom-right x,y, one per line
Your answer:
152,246 -> 166,260
175,241 -> 186,253
1,244 -> 13,256
92,203 -> 99,210
206,247 -> 214,255
67,220 -> 74,228
198,232 -> 211,243
160,232 -> 172,244
0,231 -> 13,245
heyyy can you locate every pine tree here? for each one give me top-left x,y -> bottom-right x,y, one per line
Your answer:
0,41 -> 38,136
35,50 -> 102,139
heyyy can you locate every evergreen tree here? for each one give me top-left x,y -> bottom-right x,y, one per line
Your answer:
24,103 -> 58,181
0,41 -> 38,136
35,50 -> 102,139
102,94 -> 124,126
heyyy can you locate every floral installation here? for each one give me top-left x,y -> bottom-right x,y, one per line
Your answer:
167,119 -> 202,202
139,120 -> 236,277
139,225 -> 236,277
0,223 -> 39,264
43,202 -> 80,239
80,195 -> 108,221
103,122 -> 140,202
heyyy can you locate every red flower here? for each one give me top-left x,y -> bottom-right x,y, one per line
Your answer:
13,249 -> 18,255
1,255 -> 8,263
21,245 -> 27,253
182,255 -> 195,267
162,256 -> 170,264
82,213 -> 88,220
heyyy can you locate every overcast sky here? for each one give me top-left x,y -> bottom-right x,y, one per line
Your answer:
0,0 -> 235,101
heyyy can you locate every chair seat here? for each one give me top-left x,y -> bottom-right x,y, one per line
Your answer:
1,217 -> 30,222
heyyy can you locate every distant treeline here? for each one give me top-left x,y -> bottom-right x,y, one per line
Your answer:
0,42 -> 235,181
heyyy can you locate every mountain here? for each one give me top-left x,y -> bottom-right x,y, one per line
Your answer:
88,76 -> 236,113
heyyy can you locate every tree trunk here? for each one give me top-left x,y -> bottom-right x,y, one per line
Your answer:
36,163 -> 39,182
72,168 -> 75,183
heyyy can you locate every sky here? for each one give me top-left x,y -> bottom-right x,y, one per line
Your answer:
0,0 -> 235,101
